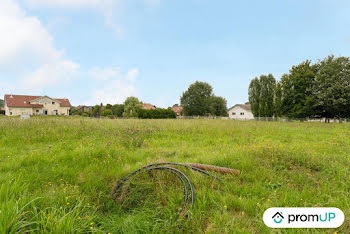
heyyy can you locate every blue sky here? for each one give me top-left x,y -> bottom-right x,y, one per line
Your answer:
1,0 -> 350,107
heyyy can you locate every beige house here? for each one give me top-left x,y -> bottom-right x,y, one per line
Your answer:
227,104 -> 254,120
4,94 -> 71,116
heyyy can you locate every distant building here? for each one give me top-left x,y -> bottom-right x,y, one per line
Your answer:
75,105 -> 91,112
227,104 -> 254,120
172,106 -> 183,116
4,94 -> 71,116
142,103 -> 156,110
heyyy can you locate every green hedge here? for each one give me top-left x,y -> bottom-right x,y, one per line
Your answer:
138,108 -> 176,119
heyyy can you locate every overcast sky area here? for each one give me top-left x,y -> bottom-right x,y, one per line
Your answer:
1,0 -> 350,107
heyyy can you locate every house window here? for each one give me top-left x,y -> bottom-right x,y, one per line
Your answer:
52,102 -> 55,104
10,112 -> 12,116
36,110 -> 39,113
240,112 -> 244,115
232,112 -> 236,116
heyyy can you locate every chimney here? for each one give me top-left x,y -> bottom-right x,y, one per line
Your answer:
10,94 -> 13,98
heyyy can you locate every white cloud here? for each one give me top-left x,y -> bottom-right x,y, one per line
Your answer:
0,0 -> 79,94
23,61 -> 80,90
88,66 -> 123,81
88,67 -> 139,104
0,0 -> 60,66
125,68 -> 140,82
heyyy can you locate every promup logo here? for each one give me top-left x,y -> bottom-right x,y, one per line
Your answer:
263,208 -> 344,228
272,212 -> 284,223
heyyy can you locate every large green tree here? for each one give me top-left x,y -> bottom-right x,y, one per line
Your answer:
0,99 -> 4,107
314,55 -> 350,120
280,60 -> 316,118
248,77 -> 261,117
180,81 -> 227,116
180,81 -> 213,116
123,97 -> 142,117
274,82 -> 282,117
248,74 -> 275,117
209,96 -> 228,116
259,74 -> 276,117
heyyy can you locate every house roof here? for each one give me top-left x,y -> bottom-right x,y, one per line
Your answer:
143,103 -> 156,110
172,106 -> 183,113
4,94 -> 71,108
228,104 -> 251,112
75,105 -> 86,110
56,98 -> 71,107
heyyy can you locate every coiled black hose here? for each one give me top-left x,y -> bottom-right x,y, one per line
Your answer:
112,162 -> 223,217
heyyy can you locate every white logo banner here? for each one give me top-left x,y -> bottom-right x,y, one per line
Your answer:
263,207 -> 344,228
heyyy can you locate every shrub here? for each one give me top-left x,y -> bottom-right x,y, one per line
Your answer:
101,109 -> 113,117
138,108 -> 176,119
81,112 -> 89,117
112,104 -> 124,117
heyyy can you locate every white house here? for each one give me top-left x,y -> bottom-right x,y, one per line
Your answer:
227,104 -> 254,120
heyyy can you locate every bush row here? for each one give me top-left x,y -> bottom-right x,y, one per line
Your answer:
138,108 -> 176,119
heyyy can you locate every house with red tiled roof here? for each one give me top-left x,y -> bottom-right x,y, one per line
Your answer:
4,94 -> 71,116
172,106 -> 183,116
142,103 -> 156,110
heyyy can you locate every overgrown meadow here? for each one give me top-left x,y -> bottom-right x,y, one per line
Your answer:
0,117 -> 349,233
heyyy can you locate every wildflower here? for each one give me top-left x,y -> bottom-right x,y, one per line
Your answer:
224,205 -> 227,209
67,202 -> 70,205
90,222 -> 94,225
90,227 -> 93,230
267,199 -> 270,202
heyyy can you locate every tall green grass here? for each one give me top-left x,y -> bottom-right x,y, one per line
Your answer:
0,117 -> 349,233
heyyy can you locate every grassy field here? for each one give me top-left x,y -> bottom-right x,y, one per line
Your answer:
0,117 -> 349,233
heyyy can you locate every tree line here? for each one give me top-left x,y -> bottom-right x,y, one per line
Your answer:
249,55 -> 350,121
72,81 -> 229,118
71,96 -> 177,119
